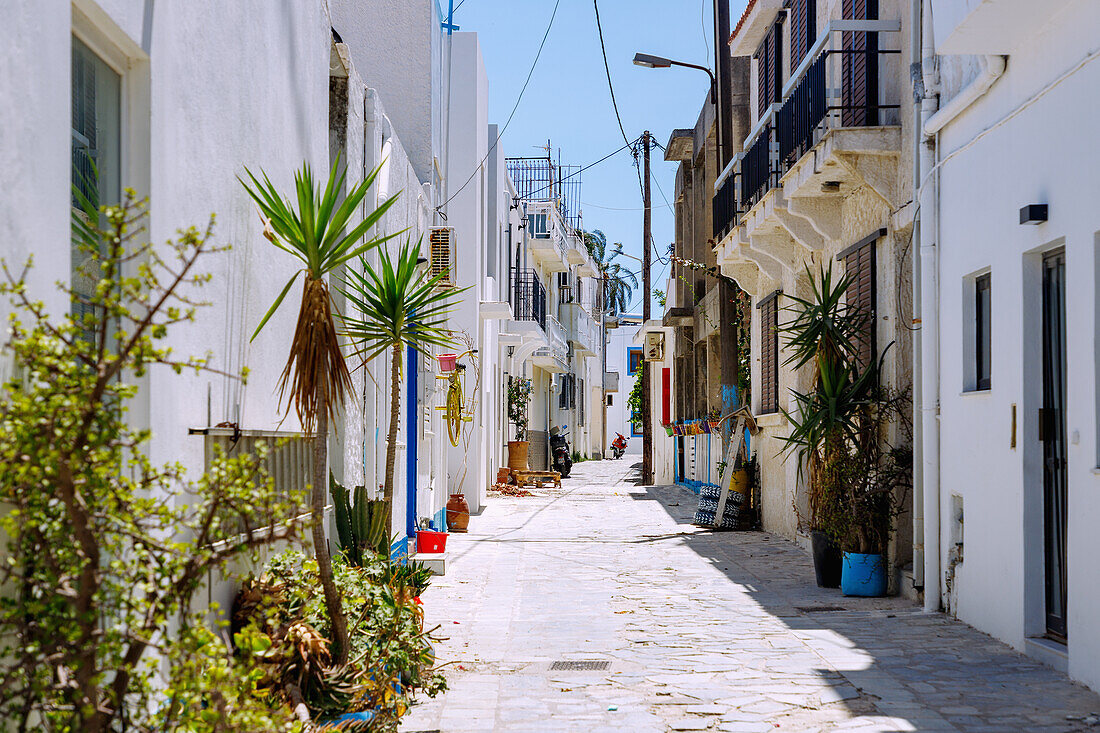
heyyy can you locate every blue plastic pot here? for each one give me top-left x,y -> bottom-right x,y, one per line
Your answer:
841,552 -> 887,597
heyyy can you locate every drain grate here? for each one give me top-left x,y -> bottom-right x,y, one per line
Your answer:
550,660 -> 611,671
795,605 -> 847,613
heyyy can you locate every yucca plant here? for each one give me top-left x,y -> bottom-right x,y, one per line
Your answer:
777,263 -> 871,532
340,238 -> 466,532
239,157 -> 399,664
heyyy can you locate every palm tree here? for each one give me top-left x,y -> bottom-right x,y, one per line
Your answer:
583,229 -> 638,315
239,158 -> 398,664
340,238 -> 465,537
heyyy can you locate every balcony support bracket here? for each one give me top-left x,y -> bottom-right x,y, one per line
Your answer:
787,197 -> 843,241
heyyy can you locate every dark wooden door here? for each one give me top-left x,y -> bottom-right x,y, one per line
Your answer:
1041,249 -> 1068,641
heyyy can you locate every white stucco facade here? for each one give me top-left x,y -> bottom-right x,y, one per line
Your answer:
925,0 -> 1100,691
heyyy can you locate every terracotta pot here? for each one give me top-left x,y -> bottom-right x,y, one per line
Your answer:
446,493 -> 470,533
507,440 -> 530,471
496,467 -> 512,485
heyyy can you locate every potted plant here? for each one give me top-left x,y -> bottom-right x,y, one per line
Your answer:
779,264 -> 875,589
507,377 -> 533,470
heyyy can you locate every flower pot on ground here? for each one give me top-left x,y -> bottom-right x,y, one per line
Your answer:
811,530 -> 842,588
507,440 -> 529,471
446,493 -> 470,532
841,552 -> 887,597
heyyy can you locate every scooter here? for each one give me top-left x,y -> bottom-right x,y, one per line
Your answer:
550,426 -> 572,478
610,433 -> 627,459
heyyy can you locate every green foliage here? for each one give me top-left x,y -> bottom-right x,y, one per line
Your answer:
239,154 -> 400,339
331,473 -> 390,566
507,377 -> 533,441
340,237 -> 465,365
0,192 -> 306,731
627,374 -> 643,426
242,550 -> 447,730
584,230 -> 637,315
777,263 -> 910,553
653,288 -> 666,308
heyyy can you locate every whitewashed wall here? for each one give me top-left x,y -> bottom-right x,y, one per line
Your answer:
931,0 -> 1100,691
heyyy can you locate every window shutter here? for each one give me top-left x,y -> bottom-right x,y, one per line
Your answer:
756,35 -> 771,119
791,0 -> 816,69
758,293 -> 780,414
842,0 -> 879,127
843,239 -> 877,369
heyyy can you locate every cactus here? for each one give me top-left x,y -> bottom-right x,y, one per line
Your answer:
329,473 -> 389,566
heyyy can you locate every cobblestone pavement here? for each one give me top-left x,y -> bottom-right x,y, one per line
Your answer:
401,459 -> 1100,733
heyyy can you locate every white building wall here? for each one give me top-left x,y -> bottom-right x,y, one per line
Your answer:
930,0 -> 1100,692
0,1 -> 452,610
606,321 -> 642,456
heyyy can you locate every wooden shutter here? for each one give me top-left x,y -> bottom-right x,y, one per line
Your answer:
790,0 -> 816,69
842,0 -> 879,127
756,35 -> 771,119
429,227 -> 455,285
840,233 -> 878,370
758,292 -> 780,414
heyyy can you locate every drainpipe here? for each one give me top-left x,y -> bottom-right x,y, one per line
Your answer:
918,0 -> 942,613
910,0 -> 925,593
924,55 -> 1006,136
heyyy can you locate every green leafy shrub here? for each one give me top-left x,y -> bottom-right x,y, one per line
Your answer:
0,192 -> 305,731
237,549 -> 446,731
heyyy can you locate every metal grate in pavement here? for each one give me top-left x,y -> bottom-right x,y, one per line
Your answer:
795,605 -> 847,613
549,660 -> 611,671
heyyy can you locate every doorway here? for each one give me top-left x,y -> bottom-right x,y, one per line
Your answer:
1040,249 -> 1068,641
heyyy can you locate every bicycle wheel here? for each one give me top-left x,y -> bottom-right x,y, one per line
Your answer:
446,381 -> 463,446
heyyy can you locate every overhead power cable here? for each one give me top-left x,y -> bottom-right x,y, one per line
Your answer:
438,0 -> 562,213
593,0 -> 631,149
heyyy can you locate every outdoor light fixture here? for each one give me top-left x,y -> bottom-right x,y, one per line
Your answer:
821,181 -> 842,193
633,53 -> 672,69
1020,204 -> 1048,225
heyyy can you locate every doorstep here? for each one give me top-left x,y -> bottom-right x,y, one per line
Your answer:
1026,635 -> 1068,673
409,551 -> 446,576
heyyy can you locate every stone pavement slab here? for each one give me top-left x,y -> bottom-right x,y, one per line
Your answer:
400,460 -> 1100,732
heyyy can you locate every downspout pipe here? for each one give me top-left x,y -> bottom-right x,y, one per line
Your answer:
918,0 -> 942,613
910,0 -> 925,592
924,55 -> 1006,138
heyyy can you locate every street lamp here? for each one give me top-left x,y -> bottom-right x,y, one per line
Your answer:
633,53 -> 717,103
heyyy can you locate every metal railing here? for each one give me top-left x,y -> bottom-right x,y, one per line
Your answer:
511,267 -> 547,331
712,20 -> 901,235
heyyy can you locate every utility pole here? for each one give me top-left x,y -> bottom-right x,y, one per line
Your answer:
641,131 -> 654,485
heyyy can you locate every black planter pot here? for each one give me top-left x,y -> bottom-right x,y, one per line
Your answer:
811,530 -> 842,588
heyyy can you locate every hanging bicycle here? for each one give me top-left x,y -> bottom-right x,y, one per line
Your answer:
435,349 -> 477,447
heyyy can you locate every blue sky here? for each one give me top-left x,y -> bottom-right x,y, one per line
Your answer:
448,0 -> 748,314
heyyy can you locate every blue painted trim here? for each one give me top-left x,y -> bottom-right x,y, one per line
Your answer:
390,536 -> 408,563
432,507 -> 448,533
406,345 -> 418,539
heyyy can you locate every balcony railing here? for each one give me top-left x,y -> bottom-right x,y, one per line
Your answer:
712,19 -> 901,237
511,267 -> 546,331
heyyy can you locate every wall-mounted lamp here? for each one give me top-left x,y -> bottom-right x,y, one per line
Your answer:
519,215 -> 528,230
821,180 -> 842,193
1019,204 -> 1048,225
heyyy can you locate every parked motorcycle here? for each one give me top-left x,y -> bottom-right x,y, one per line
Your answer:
610,432 -> 628,459
550,426 -> 572,478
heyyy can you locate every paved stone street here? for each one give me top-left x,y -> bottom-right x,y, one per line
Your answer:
401,460 -> 1100,733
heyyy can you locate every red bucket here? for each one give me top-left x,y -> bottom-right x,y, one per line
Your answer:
416,530 -> 448,554
437,354 -> 457,372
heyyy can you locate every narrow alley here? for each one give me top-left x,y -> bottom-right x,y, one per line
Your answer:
403,460 -> 1100,733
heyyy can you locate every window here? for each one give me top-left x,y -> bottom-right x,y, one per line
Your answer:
606,394 -> 613,406
529,212 -> 549,239
841,0 -> 879,127
627,347 -> 643,376
975,273 -> 991,390
758,291 -> 780,414
839,232 -> 879,370
71,35 -> 121,333
755,19 -> 784,118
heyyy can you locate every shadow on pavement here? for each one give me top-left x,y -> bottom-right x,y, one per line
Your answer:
626,482 -> 1100,732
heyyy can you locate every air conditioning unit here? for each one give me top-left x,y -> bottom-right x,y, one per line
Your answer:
428,226 -> 455,286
